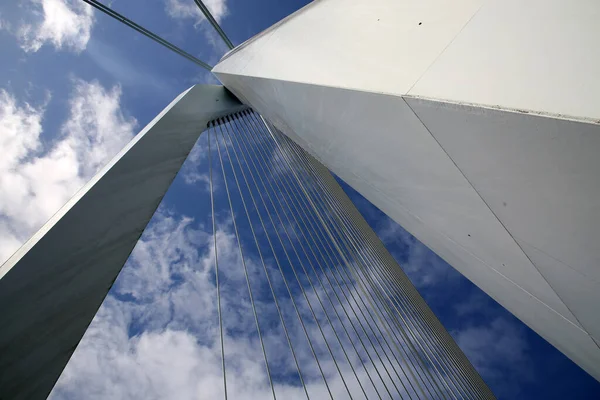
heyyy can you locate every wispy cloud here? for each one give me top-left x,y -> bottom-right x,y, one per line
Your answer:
180,134 -> 213,189
85,39 -> 171,94
48,210 -> 292,399
374,211 -> 535,397
165,0 -> 228,25
183,170 -> 211,189
453,291 -> 534,391
0,79 -> 136,263
377,217 -> 456,289
16,0 -> 94,53
454,314 -> 533,398
49,206 -> 434,399
163,0 -> 231,55
0,12 -> 10,31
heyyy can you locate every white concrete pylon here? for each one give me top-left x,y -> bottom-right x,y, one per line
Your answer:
212,0 -> 600,381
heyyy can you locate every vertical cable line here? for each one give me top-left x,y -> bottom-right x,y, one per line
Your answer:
212,122 -> 277,399
263,119 -> 431,400
218,116 -> 333,398
243,111 -> 416,398
82,0 -> 213,70
241,112 -> 411,399
220,117 -> 356,400
280,135 -> 456,400
225,114 -> 369,398
229,113 -> 385,400
216,117 -> 310,399
277,148 -> 439,400
208,129 -> 228,399
205,110 -> 494,400
270,123 -> 432,398
224,115 -> 369,400
234,112 -> 399,399
245,112 -> 423,398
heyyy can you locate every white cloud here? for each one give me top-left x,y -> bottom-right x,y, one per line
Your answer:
85,39 -> 171,93
48,211 -> 280,399
454,316 -> 533,397
180,134 -> 213,189
183,170 -> 211,188
0,102 -> 471,398
165,0 -> 228,25
0,90 -> 45,175
375,213 -> 536,396
0,79 -> 136,263
377,217 -> 455,289
49,209 -> 418,399
0,13 -> 10,31
163,0 -> 231,55
52,295 -> 227,400
456,317 -> 530,371
17,0 -> 94,53
62,79 -> 137,177
450,291 -> 534,397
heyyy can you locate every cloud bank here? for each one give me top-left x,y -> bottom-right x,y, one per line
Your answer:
0,79 -> 136,263
17,0 -> 94,53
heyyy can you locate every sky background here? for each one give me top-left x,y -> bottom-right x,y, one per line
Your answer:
0,0 -> 599,399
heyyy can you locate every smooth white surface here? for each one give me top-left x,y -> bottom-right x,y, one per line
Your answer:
406,97 -> 600,342
215,0 -> 482,96
410,0 -> 600,120
213,0 -> 600,381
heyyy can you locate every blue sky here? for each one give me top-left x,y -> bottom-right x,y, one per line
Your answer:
0,0 -> 599,399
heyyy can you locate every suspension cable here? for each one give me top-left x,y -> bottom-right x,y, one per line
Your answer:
217,118 -> 310,399
193,0 -> 235,50
212,122 -> 277,399
82,0 -> 213,70
226,114 -> 371,399
208,129 -> 228,399
236,111 -> 397,399
203,110 -> 495,399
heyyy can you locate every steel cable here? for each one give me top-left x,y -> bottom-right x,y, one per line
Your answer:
205,110 -> 495,400
82,0 -> 213,70
212,122 -> 277,399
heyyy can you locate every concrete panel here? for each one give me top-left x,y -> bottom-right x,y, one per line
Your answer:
410,0 -> 600,120
215,0 -> 483,96
517,239 -> 600,345
405,97 -> 600,343
214,68 -> 593,338
0,85 -> 244,400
